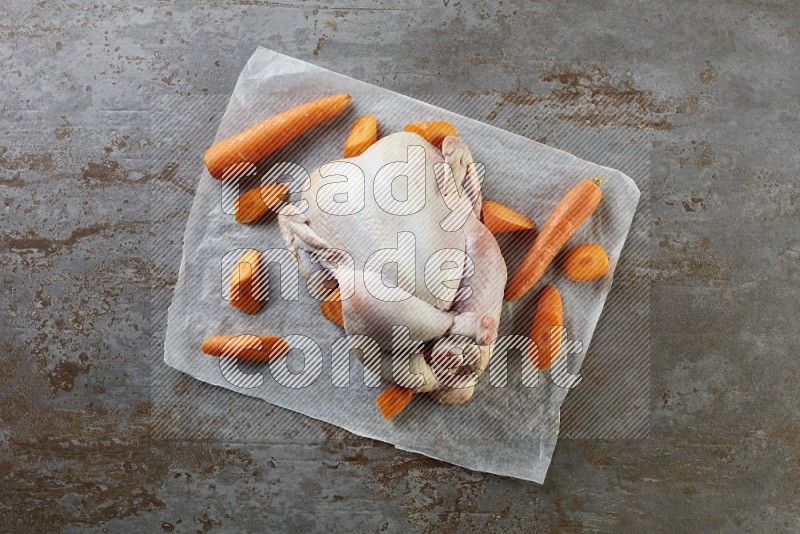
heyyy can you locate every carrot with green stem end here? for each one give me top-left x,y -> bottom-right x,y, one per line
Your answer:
204,94 -> 352,179
505,178 -> 603,301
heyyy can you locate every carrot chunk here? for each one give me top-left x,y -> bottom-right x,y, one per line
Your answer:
344,115 -> 378,158
481,200 -> 535,234
376,385 -> 414,420
529,286 -> 563,370
201,335 -> 289,362
403,121 -> 457,148
562,243 -> 609,281
235,182 -> 289,224
320,288 -> 344,328
230,249 -> 263,314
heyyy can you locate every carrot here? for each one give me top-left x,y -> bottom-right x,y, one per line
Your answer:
344,115 -> 378,158
529,286 -> 563,370
481,200 -> 535,234
376,384 -> 414,420
505,178 -> 603,301
230,249 -> 262,314
201,335 -> 289,362
562,243 -> 609,281
204,94 -> 352,179
320,288 -> 344,328
235,182 -> 289,224
403,121 -> 457,148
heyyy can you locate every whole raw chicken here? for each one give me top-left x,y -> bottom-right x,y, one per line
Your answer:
279,131 -> 506,404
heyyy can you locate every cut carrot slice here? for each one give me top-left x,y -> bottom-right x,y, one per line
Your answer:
562,243 -> 609,281
481,200 -> 535,234
505,178 -> 603,301
529,286 -> 563,370
344,115 -> 378,158
403,121 -> 457,148
376,384 -> 414,420
320,288 -> 344,328
235,182 -> 288,224
230,249 -> 262,314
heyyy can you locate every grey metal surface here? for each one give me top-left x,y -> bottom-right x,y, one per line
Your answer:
1,1 -> 798,532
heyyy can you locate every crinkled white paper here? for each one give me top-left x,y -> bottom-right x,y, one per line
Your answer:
163,47 -> 641,483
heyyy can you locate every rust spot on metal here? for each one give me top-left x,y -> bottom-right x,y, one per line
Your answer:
470,63 -> 700,131
553,496 -> 583,529
48,357 -> 91,394
699,63 -> 717,84
3,223 -> 109,255
54,118 -> 72,140
78,160 -> 193,194
0,147 -> 55,172
81,160 -> 130,184
194,513 -> 220,531
173,377 -> 191,396
3,439 -> 170,530
313,36 -> 326,56
0,172 -> 26,187
645,257 -> 730,283
769,421 -> 800,451
713,445 -> 733,461
591,451 -> 612,468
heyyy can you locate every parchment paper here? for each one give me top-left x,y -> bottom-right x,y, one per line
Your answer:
163,47 -> 641,483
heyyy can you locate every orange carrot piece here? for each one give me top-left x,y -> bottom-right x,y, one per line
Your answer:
320,288 -> 344,328
562,243 -> 609,281
201,335 -> 289,362
376,384 -> 414,420
481,200 -> 536,234
344,115 -> 378,158
235,182 -> 289,224
505,178 -> 603,301
204,94 -> 352,179
230,249 -> 262,314
529,286 -> 563,370
403,121 -> 457,148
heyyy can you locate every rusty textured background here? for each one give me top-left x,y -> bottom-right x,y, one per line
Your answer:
1,1 -> 799,532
